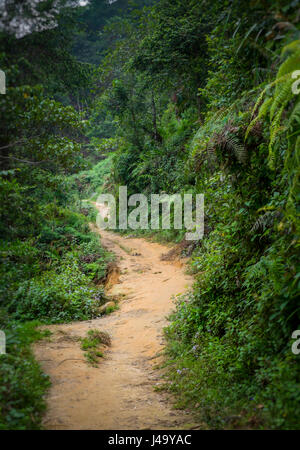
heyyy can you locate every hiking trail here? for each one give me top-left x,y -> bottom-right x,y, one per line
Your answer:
34,202 -> 197,430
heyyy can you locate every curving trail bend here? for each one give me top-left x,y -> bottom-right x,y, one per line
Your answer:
34,203 -> 196,430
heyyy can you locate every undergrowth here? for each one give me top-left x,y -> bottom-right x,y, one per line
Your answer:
0,203 -> 112,428
80,329 -> 111,366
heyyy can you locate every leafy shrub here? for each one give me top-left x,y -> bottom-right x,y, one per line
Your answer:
0,321 -> 51,430
9,261 -> 105,323
161,46 -> 300,428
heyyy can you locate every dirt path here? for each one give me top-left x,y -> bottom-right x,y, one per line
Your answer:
34,203 -> 196,430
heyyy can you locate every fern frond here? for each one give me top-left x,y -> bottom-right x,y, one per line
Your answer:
270,77 -> 294,120
251,211 -> 281,233
245,97 -> 272,139
277,52 -> 300,79
250,73 -> 292,119
269,105 -> 286,169
281,40 -> 300,58
288,98 -> 300,129
246,40 -> 300,169
226,135 -> 247,164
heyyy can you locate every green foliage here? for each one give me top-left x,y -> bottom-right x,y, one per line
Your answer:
1,0 -> 299,432
0,200 -> 111,426
0,321 -> 51,430
9,262 -> 104,323
80,329 -> 111,366
160,36 -> 300,428
1,203 -> 111,321
246,40 -> 300,170
70,152 -> 115,201
93,0 -> 300,429
0,0 -> 116,430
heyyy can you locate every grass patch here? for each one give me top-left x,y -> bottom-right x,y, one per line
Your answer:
80,329 -> 111,367
0,320 -> 51,430
103,304 -> 119,315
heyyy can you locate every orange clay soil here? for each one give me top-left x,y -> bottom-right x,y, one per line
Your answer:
34,202 -> 201,430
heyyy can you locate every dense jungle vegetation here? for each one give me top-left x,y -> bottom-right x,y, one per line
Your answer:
0,0 -> 299,430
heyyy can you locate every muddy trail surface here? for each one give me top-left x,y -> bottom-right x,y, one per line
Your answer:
34,203 -> 197,430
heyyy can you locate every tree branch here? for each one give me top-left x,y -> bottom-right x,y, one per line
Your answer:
0,155 -> 49,165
